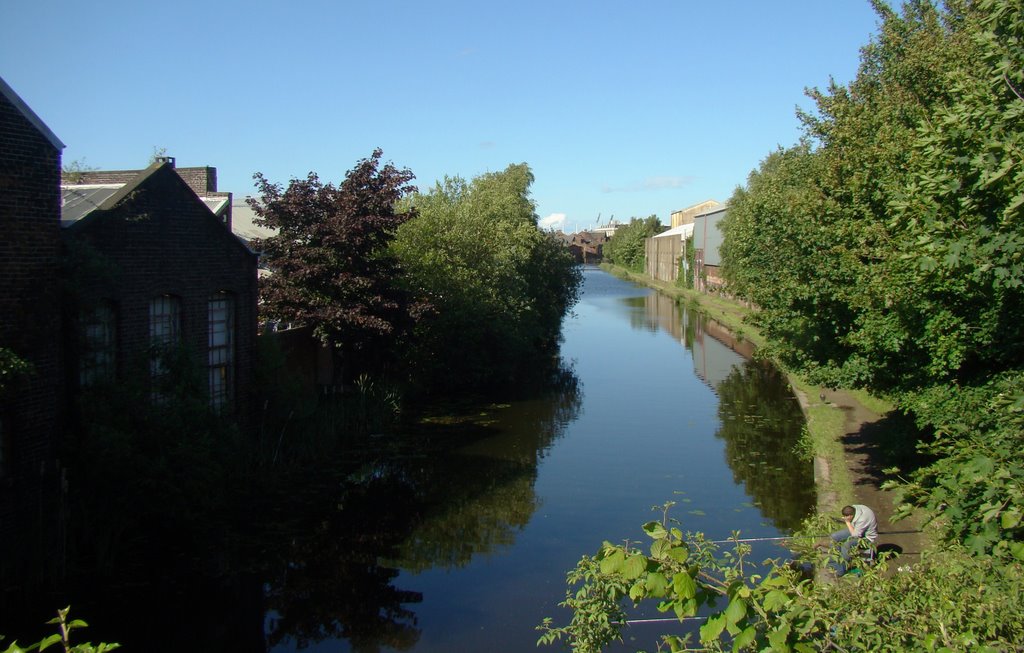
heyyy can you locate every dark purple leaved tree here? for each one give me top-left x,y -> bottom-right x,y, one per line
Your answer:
250,149 -> 419,380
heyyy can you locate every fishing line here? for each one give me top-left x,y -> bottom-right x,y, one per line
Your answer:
615,616 -> 708,625
704,529 -> 921,545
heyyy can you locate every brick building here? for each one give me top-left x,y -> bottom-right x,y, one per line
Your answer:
62,160 -> 259,423
1,75 -> 260,589
0,76 -> 66,583
65,157 -> 233,227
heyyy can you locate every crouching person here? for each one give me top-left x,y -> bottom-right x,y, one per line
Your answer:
830,504 -> 878,576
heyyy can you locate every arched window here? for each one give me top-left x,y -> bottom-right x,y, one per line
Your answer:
208,292 -> 234,411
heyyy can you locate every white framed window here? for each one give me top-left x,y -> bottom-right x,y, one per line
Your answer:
208,292 -> 234,411
80,301 -> 116,387
149,295 -> 181,397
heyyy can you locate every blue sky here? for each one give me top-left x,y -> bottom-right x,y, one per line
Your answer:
2,1 -> 881,231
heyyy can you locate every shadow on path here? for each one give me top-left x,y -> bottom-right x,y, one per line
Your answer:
820,389 -> 927,562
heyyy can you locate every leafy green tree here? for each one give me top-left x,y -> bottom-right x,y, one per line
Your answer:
391,164 -> 581,393
603,215 -> 662,272
251,150 -> 419,378
725,0 -> 983,390
722,0 -> 1024,554
877,0 -> 1024,553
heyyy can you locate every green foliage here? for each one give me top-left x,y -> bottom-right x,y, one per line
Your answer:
720,0 -> 1024,555
603,216 -> 662,273
391,164 -> 581,393
0,346 -> 32,396
677,235 -> 695,289
1,606 -> 119,653
887,373 -> 1024,557
540,509 -> 1024,652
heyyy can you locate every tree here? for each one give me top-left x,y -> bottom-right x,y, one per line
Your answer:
391,164 -> 581,393
721,0 -> 1024,554
722,0 -> 985,391
603,215 -> 662,272
250,150 -> 419,377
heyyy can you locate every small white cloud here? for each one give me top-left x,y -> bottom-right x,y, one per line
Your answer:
539,212 -> 567,230
642,176 -> 696,190
602,176 -> 696,193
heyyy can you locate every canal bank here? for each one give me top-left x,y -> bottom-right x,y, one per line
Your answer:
600,263 -> 926,560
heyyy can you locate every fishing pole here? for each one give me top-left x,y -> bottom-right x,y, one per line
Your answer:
615,616 -> 708,625
704,529 -> 921,545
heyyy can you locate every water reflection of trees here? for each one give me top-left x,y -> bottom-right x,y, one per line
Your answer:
8,364 -> 581,653
713,361 -> 816,531
261,475 -> 423,653
623,287 -> 813,531
375,455 -> 539,573
265,361 -> 582,648
393,363 -> 581,572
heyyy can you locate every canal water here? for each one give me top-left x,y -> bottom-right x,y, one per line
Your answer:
5,267 -> 813,652
266,267 -> 814,652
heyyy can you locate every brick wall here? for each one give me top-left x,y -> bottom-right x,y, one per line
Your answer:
66,165 -> 219,195
174,165 -> 216,194
65,164 -> 259,431
0,86 -> 65,585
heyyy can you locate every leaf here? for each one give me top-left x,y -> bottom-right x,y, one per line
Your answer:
732,626 -> 756,652
700,614 -> 727,643
37,634 -> 62,651
629,580 -> 646,602
599,550 -> 625,575
651,539 -> 672,560
643,521 -> 669,540
767,622 -> 792,652
672,572 -> 697,600
668,545 -> 689,563
1000,508 -> 1022,529
1009,541 -> 1024,561
645,571 -> 669,597
725,597 -> 747,626
762,589 -> 791,612
621,554 -> 647,580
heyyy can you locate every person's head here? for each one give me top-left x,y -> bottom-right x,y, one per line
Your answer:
841,505 -> 855,518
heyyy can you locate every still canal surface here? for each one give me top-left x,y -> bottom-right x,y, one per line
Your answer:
9,267 -> 813,652
267,267 -> 814,652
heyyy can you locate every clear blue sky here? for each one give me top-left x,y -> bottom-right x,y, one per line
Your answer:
2,0 -> 881,231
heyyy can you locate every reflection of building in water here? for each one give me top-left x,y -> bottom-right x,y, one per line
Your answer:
643,292 -> 685,340
691,318 -> 747,389
639,291 -> 756,390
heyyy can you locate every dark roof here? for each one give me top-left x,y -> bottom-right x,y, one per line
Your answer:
61,184 -> 123,226
61,162 -> 256,259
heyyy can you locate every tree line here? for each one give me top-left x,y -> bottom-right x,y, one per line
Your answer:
720,0 -> 1023,559
541,1 -> 1024,650
250,150 -> 582,398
